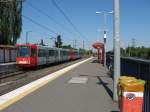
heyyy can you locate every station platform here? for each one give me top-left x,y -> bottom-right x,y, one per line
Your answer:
0,57 -> 119,112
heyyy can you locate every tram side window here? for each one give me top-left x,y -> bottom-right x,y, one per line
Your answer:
31,48 -> 36,57
18,46 -> 30,57
63,51 -> 65,56
38,49 -> 45,57
49,50 -> 55,56
66,51 -> 68,56
63,51 -> 67,56
74,52 -> 77,56
43,50 -> 46,57
60,51 -> 63,57
38,49 -> 41,57
55,50 -> 58,57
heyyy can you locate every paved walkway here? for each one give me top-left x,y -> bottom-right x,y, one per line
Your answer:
1,58 -> 119,112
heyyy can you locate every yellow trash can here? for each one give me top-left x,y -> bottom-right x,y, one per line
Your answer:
119,76 -> 145,112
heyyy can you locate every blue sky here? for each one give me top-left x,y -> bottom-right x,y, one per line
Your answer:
18,0 -> 150,51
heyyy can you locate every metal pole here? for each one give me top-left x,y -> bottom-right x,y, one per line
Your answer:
54,38 -> 56,47
26,31 -> 31,44
75,40 -> 77,49
26,32 -> 28,44
103,14 -> 106,67
98,49 -> 100,64
83,40 -> 84,49
104,31 -> 107,67
103,13 -> 109,67
103,13 -> 107,30
72,40 -> 74,49
113,0 -> 120,101
58,38 -> 59,48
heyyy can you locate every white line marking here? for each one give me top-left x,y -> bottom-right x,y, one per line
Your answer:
69,77 -> 88,84
0,57 -> 93,110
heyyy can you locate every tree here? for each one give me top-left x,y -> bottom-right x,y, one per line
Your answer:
79,48 -> 94,57
62,44 -> 72,49
79,48 -> 86,56
120,48 -> 126,56
0,0 -> 22,45
122,46 -> 150,59
55,35 -> 62,48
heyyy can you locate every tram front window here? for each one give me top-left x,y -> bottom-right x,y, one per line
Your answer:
18,46 -> 30,57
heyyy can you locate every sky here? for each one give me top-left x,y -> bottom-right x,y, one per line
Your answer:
18,0 -> 150,51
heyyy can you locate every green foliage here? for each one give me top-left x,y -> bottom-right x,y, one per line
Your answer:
120,48 -> 126,56
121,46 -> 150,59
79,48 -> 93,56
62,44 -> 72,49
55,35 -> 62,48
0,0 -> 22,45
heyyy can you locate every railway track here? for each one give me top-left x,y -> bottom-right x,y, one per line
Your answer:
0,70 -> 25,79
0,58 -> 86,95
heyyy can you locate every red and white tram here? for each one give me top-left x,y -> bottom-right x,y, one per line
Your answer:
16,44 -> 80,67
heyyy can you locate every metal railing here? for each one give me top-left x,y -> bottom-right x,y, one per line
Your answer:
106,55 -> 150,112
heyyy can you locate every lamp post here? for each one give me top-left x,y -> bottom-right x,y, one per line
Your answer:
26,31 -> 32,44
96,11 -> 113,30
96,11 -> 113,66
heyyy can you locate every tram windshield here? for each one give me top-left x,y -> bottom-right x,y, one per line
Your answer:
18,46 -> 30,57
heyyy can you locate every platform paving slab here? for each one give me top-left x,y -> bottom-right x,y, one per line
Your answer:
1,58 -> 119,112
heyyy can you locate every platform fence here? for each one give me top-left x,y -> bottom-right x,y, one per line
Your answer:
106,55 -> 150,112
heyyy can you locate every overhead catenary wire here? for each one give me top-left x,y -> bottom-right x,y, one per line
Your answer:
24,0 -> 91,49
23,15 -> 73,45
25,1 -> 87,48
23,15 -> 58,35
26,1 -> 79,40
23,27 -> 54,39
51,0 -> 91,44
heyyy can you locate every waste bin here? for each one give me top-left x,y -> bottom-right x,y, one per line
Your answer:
118,76 -> 137,108
119,76 -> 145,112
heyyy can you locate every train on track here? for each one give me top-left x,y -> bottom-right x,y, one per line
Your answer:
16,44 -> 80,67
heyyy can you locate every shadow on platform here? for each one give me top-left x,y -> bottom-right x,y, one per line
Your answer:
79,74 -> 113,100
107,71 -> 113,79
97,76 -> 113,100
79,74 -> 108,78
